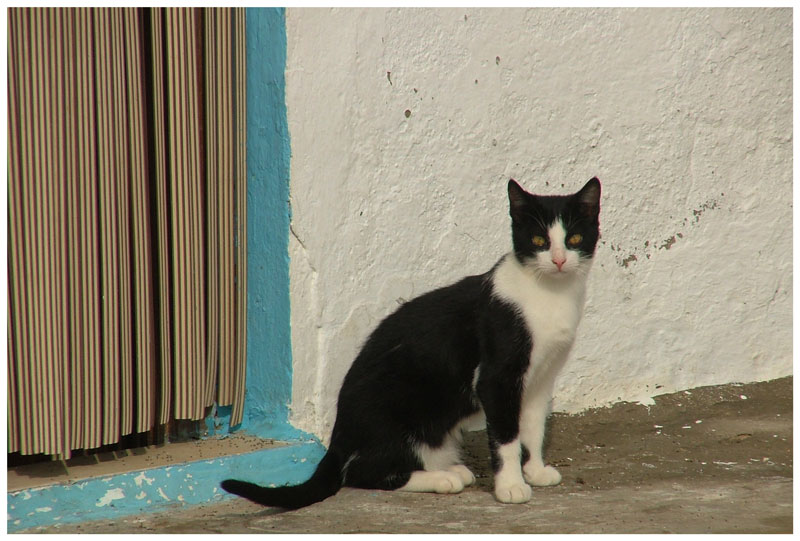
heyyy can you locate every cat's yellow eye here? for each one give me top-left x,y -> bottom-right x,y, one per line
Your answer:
567,234 -> 583,246
532,236 -> 547,247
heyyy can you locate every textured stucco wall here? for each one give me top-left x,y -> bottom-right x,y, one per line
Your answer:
284,8 -> 792,441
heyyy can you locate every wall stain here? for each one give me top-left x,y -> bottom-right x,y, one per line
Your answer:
692,199 -> 720,222
659,236 -> 677,251
614,196 -> 723,269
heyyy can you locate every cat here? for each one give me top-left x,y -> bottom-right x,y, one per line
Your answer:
222,176 -> 601,508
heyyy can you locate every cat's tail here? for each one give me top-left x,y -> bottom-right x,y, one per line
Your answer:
220,448 -> 343,510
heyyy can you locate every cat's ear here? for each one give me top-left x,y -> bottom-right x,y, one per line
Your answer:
575,177 -> 601,220
508,179 -> 530,221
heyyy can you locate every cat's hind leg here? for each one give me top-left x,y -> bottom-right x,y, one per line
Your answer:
447,464 -> 476,487
346,456 -> 467,494
398,470 -> 465,493
414,434 -> 476,488
395,432 -> 475,493
346,431 -> 476,494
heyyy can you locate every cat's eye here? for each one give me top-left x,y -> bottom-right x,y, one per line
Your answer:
567,234 -> 583,246
532,236 -> 547,247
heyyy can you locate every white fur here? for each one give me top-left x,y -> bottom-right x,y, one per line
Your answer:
341,452 -> 359,484
404,431 -> 477,493
493,437 -> 532,503
490,219 -> 592,498
399,470 -> 467,493
405,411 -> 484,494
414,432 -> 462,472
492,230 -> 589,389
447,464 -> 476,486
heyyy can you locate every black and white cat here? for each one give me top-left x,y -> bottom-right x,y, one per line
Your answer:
222,177 -> 601,508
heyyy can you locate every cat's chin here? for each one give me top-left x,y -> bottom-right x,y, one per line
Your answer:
543,269 -> 577,280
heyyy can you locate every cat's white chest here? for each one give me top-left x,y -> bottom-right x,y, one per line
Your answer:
491,255 -> 587,380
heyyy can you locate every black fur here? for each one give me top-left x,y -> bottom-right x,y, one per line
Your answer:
479,291 -> 532,472
220,450 -> 342,509
221,177 -> 601,509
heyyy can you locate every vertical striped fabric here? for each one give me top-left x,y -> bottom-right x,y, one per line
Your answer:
232,7 -> 248,429
7,7 -> 248,459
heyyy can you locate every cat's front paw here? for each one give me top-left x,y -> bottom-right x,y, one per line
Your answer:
523,464 -> 562,487
494,481 -> 532,504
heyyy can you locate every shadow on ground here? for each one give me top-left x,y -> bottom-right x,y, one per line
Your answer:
23,377 -> 792,534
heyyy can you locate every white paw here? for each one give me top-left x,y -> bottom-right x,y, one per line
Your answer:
494,481 -> 532,504
434,471 -> 465,494
448,465 -> 476,487
523,464 -> 562,487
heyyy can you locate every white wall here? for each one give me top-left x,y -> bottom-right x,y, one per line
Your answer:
284,8 -> 792,441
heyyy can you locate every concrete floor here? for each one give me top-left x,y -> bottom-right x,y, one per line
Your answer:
20,377 -> 793,534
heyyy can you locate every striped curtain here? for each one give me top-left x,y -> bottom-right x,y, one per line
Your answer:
7,7 -> 248,459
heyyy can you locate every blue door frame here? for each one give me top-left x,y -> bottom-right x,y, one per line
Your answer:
241,8 -> 308,442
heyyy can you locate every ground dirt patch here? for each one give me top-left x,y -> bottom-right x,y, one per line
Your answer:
463,376 -> 792,493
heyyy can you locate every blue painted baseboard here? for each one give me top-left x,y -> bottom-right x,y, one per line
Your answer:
8,440 -> 326,533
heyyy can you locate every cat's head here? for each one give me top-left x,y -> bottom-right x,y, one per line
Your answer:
507,177 -> 601,279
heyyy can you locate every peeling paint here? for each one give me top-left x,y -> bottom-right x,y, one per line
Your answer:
615,194 -> 723,268
96,489 -> 125,507
692,199 -> 720,222
659,236 -> 677,250
133,472 -> 155,487
8,440 -> 325,532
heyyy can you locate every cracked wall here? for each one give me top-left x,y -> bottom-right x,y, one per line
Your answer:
284,8 -> 792,441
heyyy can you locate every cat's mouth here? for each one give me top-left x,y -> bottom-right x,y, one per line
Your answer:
525,257 -> 582,279
518,259 -> 566,279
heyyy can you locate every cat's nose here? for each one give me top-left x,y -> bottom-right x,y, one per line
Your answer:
552,256 -> 566,271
